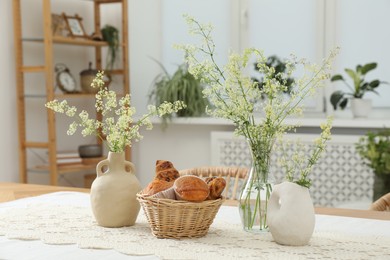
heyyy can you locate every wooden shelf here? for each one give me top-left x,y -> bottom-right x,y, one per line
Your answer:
23,36 -> 109,47
14,0 -> 130,185
54,93 -> 98,98
53,36 -> 109,46
54,93 -> 125,99
24,93 -> 125,99
32,163 -> 96,174
96,0 -> 123,3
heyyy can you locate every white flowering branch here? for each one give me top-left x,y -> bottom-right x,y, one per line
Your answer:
46,71 -> 186,153
280,116 -> 333,188
176,15 -> 337,188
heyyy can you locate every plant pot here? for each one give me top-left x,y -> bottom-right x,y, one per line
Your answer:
267,182 -> 315,246
350,98 -> 372,118
90,152 -> 142,227
78,144 -> 102,158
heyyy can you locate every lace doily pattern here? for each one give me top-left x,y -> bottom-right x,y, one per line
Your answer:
0,204 -> 389,260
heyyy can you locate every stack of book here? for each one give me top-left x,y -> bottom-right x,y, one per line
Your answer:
56,151 -> 82,166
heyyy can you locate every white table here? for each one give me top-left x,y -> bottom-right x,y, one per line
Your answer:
0,192 -> 389,260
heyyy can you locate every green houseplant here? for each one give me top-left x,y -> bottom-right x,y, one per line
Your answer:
101,25 -> 119,71
330,62 -> 387,117
149,62 -> 210,125
356,130 -> 390,201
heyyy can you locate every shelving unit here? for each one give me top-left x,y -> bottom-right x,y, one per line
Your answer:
13,0 -> 129,185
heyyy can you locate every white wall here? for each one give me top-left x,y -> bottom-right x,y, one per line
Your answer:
2,0 -> 390,188
129,0 -> 161,115
0,0 -> 18,182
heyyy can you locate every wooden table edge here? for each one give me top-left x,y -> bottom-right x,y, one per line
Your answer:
0,182 -> 89,203
315,206 -> 390,221
1,183 -> 389,220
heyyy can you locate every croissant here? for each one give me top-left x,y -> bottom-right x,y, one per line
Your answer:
143,179 -> 174,196
143,160 -> 180,196
155,160 -> 180,182
205,177 -> 226,200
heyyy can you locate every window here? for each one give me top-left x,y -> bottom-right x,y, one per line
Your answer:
160,0 -> 390,117
161,0 -> 234,74
332,0 -> 390,109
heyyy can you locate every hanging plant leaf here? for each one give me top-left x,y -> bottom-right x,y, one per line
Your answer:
101,25 -> 119,71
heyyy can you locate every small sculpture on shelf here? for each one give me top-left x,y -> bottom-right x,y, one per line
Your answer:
80,62 -> 99,94
51,13 -> 67,37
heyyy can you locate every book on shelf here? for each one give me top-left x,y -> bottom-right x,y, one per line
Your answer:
56,151 -> 80,159
44,151 -> 82,165
56,157 -> 83,166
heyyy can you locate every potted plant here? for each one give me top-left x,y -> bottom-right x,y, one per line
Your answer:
149,62 -> 210,126
330,62 -> 388,117
356,129 -> 390,201
101,24 -> 119,71
99,24 -> 119,87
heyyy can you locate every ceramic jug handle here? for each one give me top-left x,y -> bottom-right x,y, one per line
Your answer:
96,159 -> 109,178
125,161 -> 135,174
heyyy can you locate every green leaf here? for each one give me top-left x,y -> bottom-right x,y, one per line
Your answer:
345,68 -> 361,91
356,64 -> 362,74
360,82 -> 369,91
330,74 -> 343,82
361,62 -> 377,75
369,80 -> 380,88
330,91 -> 345,110
339,98 -> 348,109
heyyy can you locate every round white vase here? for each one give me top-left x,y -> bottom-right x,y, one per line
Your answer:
350,98 -> 372,118
267,182 -> 315,246
90,151 -> 142,228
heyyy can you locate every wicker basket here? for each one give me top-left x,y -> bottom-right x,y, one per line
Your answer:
136,192 -> 224,239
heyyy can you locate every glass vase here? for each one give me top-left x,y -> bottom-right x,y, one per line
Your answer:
239,139 -> 275,232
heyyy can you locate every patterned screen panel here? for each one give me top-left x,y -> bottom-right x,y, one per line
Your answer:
211,132 -> 374,207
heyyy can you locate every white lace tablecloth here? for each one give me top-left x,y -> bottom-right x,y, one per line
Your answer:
0,192 -> 389,260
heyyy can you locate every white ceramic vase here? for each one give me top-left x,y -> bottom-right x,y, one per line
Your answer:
90,151 -> 142,228
267,182 -> 315,246
350,98 -> 372,118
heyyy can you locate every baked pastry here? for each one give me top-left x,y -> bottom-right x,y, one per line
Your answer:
155,160 -> 180,182
143,160 -> 180,196
205,177 -> 226,200
174,175 -> 209,202
143,179 -> 174,196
